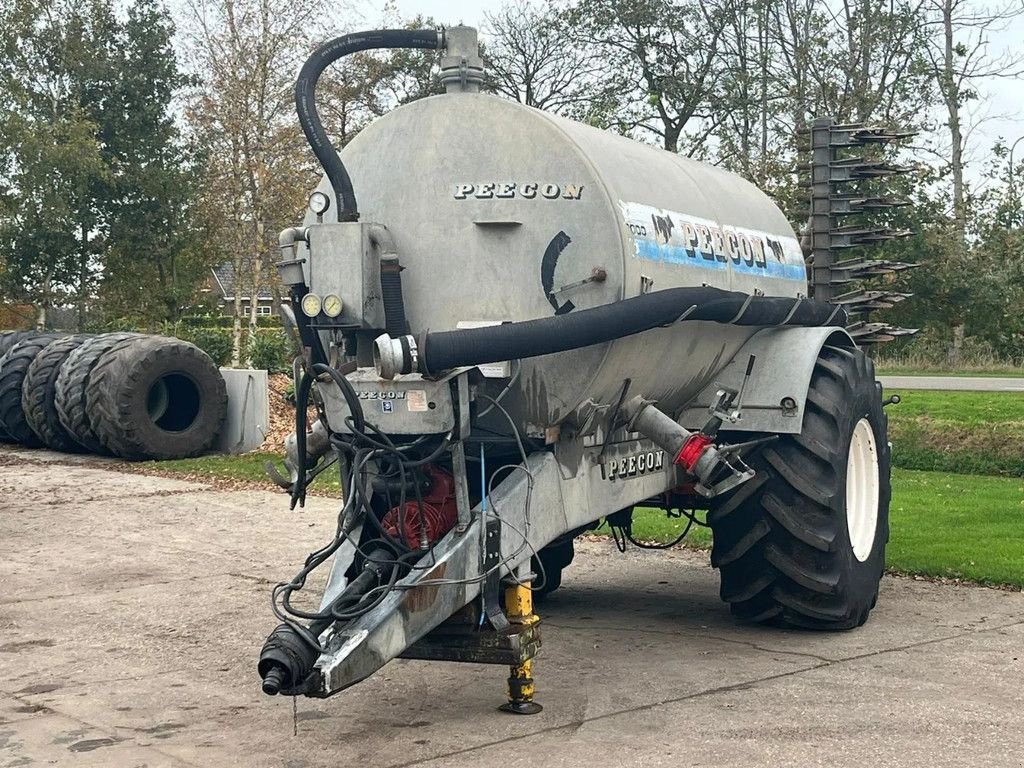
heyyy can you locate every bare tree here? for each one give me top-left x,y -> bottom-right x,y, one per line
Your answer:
921,0 -> 1024,237
180,0 -> 330,364
567,0 -> 734,154
483,0 -> 617,122
714,0 -> 787,188
766,0 -> 931,132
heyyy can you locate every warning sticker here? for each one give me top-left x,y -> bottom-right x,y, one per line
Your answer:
407,390 -> 428,412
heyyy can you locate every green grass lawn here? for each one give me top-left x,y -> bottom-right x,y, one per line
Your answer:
132,453 -> 1024,588
134,452 -> 343,494
886,389 -> 1024,476
885,469 -> 1024,585
632,468 -> 1024,587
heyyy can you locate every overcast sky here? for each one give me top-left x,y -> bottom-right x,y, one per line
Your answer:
349,0 -> 1024,188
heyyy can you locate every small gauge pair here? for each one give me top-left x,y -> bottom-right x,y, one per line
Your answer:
300,293 -> 343,318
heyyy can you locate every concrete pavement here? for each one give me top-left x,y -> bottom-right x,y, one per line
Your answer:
1,448 -> 1022,767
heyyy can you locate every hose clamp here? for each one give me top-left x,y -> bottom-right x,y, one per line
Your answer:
401,335 -> 419,374
727,293 -> 755,324
776,297 -> 804,326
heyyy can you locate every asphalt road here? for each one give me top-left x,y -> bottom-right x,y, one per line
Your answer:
1,447 -> 1022,767
878,375 -> 1024,392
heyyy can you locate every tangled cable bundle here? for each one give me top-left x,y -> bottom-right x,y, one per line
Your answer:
270,363 -> 544,655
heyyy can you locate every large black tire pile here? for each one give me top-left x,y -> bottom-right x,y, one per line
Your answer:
0,331 -> 227,460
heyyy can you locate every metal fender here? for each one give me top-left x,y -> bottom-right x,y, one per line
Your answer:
677,326 -> 855,435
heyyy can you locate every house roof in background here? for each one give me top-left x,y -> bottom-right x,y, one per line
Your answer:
211,263 -> 274,301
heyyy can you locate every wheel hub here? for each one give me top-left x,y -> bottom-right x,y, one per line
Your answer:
846,417 -> 880,562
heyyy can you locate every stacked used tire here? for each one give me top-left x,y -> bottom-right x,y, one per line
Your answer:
0,331 -> 227,461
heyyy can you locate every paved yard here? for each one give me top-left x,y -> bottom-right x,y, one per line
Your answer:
1,447 -> 1022,767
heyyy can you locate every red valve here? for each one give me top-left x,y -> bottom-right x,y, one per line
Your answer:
675,433 -> 713,473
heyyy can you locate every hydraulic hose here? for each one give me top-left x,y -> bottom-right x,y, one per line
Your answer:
368,224 -> 409,336
295,29 -> 443,222
375,287 -> 846,377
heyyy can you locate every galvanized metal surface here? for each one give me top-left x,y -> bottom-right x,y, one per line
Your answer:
319,368 -> 457,435
677,327 -> 854,434
277,34 -> 867,701
215,368 -> 270,454
303,92 -> 808,429
311,439 -> 688,697
305,223 -> 383,329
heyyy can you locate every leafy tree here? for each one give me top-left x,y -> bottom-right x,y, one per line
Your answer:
0,0 -> 210,330
316,15 -> 446,150
0,0 -> 117,328
99,0 -> 212,325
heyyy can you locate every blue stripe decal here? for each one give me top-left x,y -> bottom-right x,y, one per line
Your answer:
635,240 -> 806,281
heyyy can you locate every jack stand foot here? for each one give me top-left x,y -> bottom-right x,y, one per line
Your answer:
500,700 -> 543,715
500,659 -> 542,715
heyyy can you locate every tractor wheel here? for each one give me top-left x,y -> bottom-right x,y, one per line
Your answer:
0,331 -> 45,442
85,335 -> 227,460
532,539 -> 575,600
0,331 -> 36,358
55,332 -> 144,454
708,344 -> 890,630
0,335 -> 59,446
22,335 -> 92,452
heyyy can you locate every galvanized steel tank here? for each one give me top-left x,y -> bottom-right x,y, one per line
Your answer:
311,92 -> 807,431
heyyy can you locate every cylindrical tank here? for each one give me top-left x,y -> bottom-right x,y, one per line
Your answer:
310,93 -> 807,431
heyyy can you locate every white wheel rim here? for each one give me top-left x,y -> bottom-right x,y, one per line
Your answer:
846,417 -> 880,562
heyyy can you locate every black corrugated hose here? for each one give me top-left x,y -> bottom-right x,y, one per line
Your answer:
414,287 -> 845,375
380,261 -> 409,336
295,29 -> 442,222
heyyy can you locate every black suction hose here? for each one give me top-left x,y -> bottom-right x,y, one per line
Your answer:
398,287 -> 844,375
295,29 -> 442,222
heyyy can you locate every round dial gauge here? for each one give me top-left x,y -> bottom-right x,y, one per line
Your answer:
308,191 -> 331,216
300,293 -> 322,318
322,293 -> 344,318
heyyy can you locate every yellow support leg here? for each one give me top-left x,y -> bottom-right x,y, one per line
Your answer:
499,581 -> 543,715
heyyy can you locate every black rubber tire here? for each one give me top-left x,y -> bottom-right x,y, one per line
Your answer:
708,344 -> 891,630
0,336 -> 60,446
0,330 -> 43,358
55,332 -> 144,454
22,335 -> 93,452
85,335 -> 227,460
0,331 -> 46,442
532,540 -> 575,600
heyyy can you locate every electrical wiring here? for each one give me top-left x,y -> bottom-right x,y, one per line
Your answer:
475,359 -> 521,419
272,363 -> 546,647
474,393 -> 529,467
624,516 -> 694,549
611,507 -> 708,551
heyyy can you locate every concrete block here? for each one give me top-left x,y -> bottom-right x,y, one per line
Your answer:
216,368 -> 270,454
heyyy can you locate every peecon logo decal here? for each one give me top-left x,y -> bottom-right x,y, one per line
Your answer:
620,201 -> 806,282
600,449 -> 666,481
453,183 -> 584,200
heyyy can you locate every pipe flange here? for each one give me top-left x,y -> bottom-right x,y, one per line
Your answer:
374,334 -> 418,379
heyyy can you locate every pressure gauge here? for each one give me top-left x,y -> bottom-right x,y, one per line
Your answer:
300,293 -> 322,318
322,293 -> 344,318
308,191 -> 331,216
